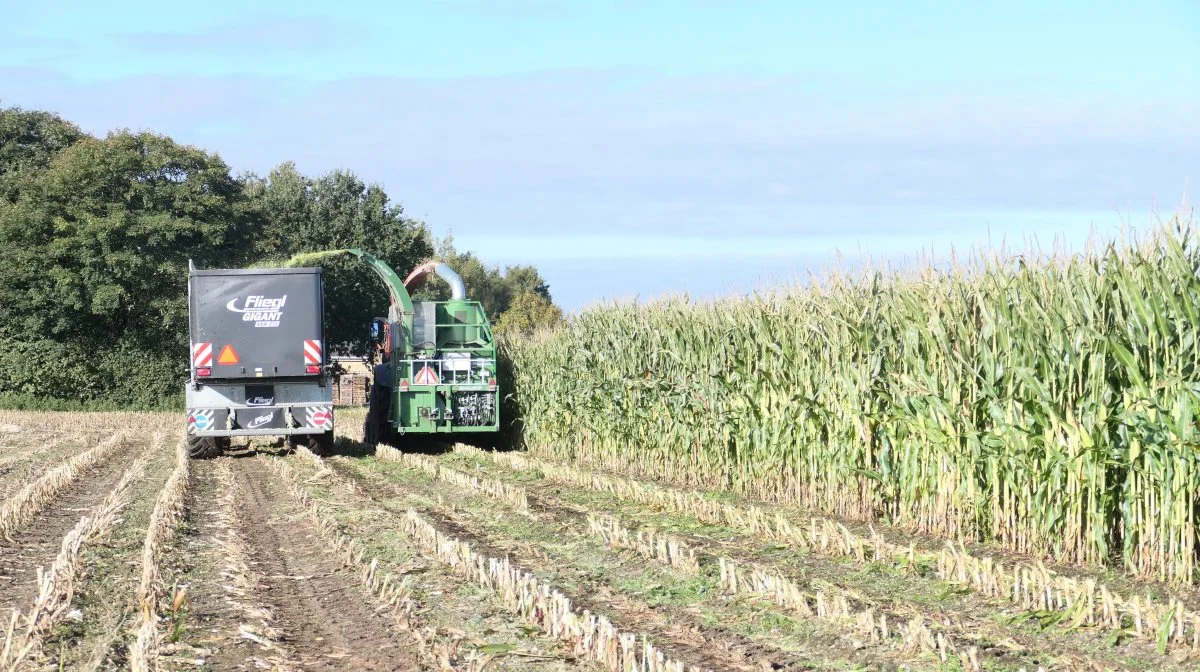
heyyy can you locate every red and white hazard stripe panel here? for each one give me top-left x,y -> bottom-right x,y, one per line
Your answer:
305,405 -> 333,429
192,342 -> 212,368
303,339 -> 322,365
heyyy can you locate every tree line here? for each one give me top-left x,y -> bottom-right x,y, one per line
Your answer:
0,106 -> 561,409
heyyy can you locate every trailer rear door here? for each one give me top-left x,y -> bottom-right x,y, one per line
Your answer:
189,268 -> 324,379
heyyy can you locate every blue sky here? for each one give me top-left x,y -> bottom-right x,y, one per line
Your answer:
2,1 -> 1197,309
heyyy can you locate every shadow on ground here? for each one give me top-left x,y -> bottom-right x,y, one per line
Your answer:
329,432 -> 504,459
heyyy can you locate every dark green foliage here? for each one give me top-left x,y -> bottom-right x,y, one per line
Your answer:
243,163 -> 433,357
0,121 -> 254,407
0,106 -> 556,408
0,107 -> 84,202
2,132 -> 254,338
0,110 -> 424,404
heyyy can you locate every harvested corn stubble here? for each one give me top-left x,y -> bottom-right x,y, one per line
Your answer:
467,446 -> 1200,650
129,434 -> 191,672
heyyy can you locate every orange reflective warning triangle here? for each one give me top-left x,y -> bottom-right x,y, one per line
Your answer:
217,344 -> 239,365
414,366 -> 439,385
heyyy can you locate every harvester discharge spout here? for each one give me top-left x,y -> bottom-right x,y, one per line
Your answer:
402,261 -> 467,299
342,248 -> 415,320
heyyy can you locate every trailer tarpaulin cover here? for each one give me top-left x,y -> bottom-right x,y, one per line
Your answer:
188,268 -> 324,379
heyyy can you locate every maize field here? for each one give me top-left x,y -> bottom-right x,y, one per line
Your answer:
503,216 -> 1200,587
0,220 -> 1198,670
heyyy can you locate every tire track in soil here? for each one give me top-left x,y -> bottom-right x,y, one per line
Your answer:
326,455 -> 813,672
0,440 -> 67,499
0,436 -> 106,500
0,437 -> 141,613
41,437 -> 176,671
283,452 -> 604,672
160,455 -> 238,669
201,457 -> 419,671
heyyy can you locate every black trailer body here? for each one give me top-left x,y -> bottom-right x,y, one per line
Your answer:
184,266 -> 334,458
189,268 -> 324,379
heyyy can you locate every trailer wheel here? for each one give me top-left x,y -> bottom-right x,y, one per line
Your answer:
308,430 -> 335,456
282,431 -> 329,455
187,434 -> 223,459
364,377 -> 391,447
291,431 -> 334,456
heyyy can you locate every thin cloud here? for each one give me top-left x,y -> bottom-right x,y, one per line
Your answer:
435,0 -> 576,20
118,16 -> 360,53
2,68 -> 1191,235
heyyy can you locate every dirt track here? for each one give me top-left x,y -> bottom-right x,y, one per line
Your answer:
190,456 -> 419,671
0,435 -> 139,611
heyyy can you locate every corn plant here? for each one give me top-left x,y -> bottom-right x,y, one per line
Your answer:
502,214 -> 1200,584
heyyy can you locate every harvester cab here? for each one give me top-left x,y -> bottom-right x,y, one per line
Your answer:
370,318 -> 391,363
344,249 -> 500,445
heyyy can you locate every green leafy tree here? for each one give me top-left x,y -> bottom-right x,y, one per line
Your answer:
501,264 -> 552,301
494,289 -> 564,336
0,128 -> 255,405
0,106 -> 84,203
249,163 -> 433,357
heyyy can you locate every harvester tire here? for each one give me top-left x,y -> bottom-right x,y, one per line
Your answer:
187,434 -> 223,460
364,378 -> 391,448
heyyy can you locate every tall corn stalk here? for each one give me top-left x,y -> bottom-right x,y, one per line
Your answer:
503,214 -> 1200,583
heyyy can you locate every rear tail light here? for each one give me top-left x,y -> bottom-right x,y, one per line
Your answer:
196,368 -> 211,377
399,379 -> 409,392
489,378 -> 497,390
305,365 -> 321,374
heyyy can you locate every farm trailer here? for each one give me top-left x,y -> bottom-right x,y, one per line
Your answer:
185,264 -> 334,458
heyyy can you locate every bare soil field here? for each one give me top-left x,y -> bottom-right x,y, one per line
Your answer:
1,409 -> 1198,671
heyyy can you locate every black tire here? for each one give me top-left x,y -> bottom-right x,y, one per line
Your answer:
187,434 -> 223,459
364,372 -> 391,447
291,431 -> 334,456
311,430 -> 335,456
